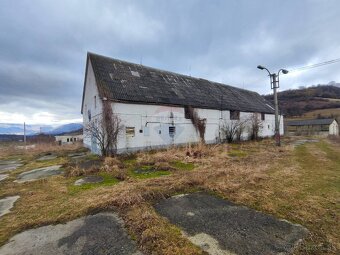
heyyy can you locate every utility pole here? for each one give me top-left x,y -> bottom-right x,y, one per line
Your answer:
271,73 -> 280,146
257,65 -> 288,146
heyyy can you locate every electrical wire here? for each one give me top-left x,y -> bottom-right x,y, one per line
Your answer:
288,57 -> 340,73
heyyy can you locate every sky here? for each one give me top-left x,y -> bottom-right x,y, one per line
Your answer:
1,0 -> 340,125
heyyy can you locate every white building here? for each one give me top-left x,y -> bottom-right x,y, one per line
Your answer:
55,134 -> 83,145
286,118 -> 339,136
81,53 -> 284,154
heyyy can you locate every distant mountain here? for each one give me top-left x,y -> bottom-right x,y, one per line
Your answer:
47,123 -> 83,135
0,123 -> 83,135
264,85 -> 340,117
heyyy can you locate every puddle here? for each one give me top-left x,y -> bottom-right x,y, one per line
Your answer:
154,192 -> 308,255
15,165 -> 63,183
0,212 -> 142,255
74,176 -> 104,186
0,196 -> 20,217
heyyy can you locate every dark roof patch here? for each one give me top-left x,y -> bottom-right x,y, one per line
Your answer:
87,52 -> 275,113
287,118 -> 335,126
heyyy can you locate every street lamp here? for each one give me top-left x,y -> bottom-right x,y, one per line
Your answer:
257,65 -> 289,146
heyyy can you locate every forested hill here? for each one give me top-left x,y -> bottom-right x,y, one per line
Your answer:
264,85 -> 340,117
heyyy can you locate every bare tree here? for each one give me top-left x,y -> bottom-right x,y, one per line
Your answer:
187,106 -> 206,143
85,101 -> 123,156
248,113 -> 263,140
221,120 -> 246,143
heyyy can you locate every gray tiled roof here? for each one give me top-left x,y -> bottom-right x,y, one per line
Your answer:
287,118 -> 335,126
87,52 -> 275,114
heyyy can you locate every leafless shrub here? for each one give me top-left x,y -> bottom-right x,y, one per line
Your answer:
84,101 -> 123,156
248,113 -> 263,140
221,120 -> 247,143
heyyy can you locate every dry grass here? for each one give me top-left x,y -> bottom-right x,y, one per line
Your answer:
0,138 -> 339,254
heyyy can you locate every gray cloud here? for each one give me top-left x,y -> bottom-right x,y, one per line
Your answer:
1,0 -> 340,124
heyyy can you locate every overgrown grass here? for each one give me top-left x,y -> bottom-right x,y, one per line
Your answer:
0,138 -> 339,254
128,165 -> 171,179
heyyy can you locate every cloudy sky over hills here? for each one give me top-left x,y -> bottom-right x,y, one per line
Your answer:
1,0 -> 340,124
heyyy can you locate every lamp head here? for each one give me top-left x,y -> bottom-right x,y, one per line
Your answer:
281,69 -> 289,74
257,65 -> 265,70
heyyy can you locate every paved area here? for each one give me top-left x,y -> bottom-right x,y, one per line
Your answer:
68,152 -> 87,159
15,165 -> 63,183
0,174 -> 9,181
74,176 -> 104,186
0,196 -> 20,217
0,212 -> 143,255
154,193 -> 308,255
0,160 -> 23,173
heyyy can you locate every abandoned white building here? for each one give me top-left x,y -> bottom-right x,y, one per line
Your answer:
81,53 -> 284,154
286,118 -> 339,136
55,134 -> 83,145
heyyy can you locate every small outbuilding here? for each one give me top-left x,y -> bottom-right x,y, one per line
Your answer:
55,134 -> 83,145
286,118 -> 339,136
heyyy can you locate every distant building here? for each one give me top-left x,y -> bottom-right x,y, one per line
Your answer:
55,134 -> 83,145
81,52 -> 284,154
286,118 -> 339,136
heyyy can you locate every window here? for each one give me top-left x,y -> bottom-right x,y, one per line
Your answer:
126,127 -> 135,137
261,113 -> 265,121
74,138 -> 77,141
230,110 -> 240,120
184,106 -> 192,119
67,138 -> 69,142
94,96 -> 97,109
169,126 -> 176,138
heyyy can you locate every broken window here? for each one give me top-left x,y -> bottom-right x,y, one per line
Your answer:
261,113 -> 265,121
67,138 -> 69,142
169,126 -> 176,138
184,106 -> 192,119
230,110 -> 240,120
126,127 -> 135,137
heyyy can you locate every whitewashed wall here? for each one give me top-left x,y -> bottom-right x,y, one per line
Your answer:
82,60 -> 103,154
329,120 -> 339,135
112,102 -> 283,153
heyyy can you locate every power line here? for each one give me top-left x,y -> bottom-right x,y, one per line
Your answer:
289,57 -> 340,73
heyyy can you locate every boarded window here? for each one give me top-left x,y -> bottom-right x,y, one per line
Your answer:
261,113 -> 265,121
169,126 -> 176,138
126,127 -> 135,137
230,110 -> 240,120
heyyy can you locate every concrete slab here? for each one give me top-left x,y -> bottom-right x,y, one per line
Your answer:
0,212 -> 143,255
154,193 -> 308,255
293,139 -> 319,147
0,160 -> 23,173
0,174 -> 9,181
37,155 -> 57,161
68,152 -> 87,159
15,165 -> 63,183
0,196 -> 20,217
74,176 -> 104,186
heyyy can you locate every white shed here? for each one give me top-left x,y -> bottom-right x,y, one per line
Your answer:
55,134 -> 83,145
287,118 -> 339,136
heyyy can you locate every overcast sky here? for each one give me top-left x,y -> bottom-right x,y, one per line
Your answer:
1,0 -> 340,125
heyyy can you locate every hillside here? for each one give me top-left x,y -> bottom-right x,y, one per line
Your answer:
264,85 -> 340,118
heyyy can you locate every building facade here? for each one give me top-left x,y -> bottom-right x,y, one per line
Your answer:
286,118 -> 339,136
81,53 -> 284,154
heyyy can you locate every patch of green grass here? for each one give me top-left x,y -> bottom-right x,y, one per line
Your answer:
170,160 -> 195,171
228,149 -> 247,157
68,172 -> 119,194
129,165 -> 170,179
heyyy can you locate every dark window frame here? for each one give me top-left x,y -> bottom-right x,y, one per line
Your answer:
261,113 -> 265,121
230,110 -> 240,120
